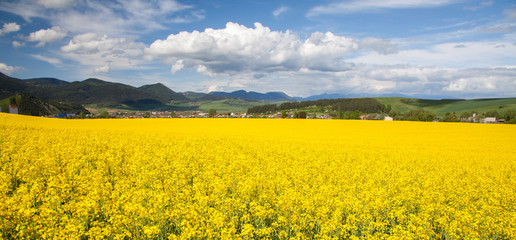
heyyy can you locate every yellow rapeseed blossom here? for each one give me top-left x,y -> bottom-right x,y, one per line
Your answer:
0,113 -> 515,239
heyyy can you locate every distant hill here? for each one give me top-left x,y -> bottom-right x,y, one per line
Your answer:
209,90 -> 295,101
0,73 -> 177,108
375,97 -> 516,115
24,77 -> 69,88
297,93 -> 353,101
183,91 -> 228,101
3,72 -> 515,115
47,78 -> 165,107
0,72 -> 31,99
139,83 -> 188,102
247,96 -> 516,117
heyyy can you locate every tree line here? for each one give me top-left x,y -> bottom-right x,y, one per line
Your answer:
2,94 -> 88,116
247,98 -> 385,114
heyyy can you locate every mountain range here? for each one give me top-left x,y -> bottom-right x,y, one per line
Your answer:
1,72 -> 465,107
0,72 -> 298,109
2,72 -> 515,116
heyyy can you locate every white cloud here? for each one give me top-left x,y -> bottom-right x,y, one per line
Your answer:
0,22 -> 20,35
142,21 -> 515,99
31,54 -> 62,65
36,0 -> 75,9
0,63 -> 22,74
12,41 -> 24,48
273,6 -> 289,18
505,9 -> 516,20
94,65 -> 110,73
307,0 -> 461,16
139,22 -> 511,98
145,22 -> 397,76
350,41 -> 516,69
441,68 -> 515,95
0,0 -> 204,35
359,37 -> 398,54
61,33 -> 145,73
171,60 -> 184,74
180,65 -> 516,99
27,26 -> 67,46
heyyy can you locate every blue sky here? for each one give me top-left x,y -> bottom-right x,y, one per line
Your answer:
0,0 -> 515,98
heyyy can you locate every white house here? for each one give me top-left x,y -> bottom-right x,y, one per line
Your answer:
384,116 -> 394,121
8,105 -> 18,114
482,117 -> 496,123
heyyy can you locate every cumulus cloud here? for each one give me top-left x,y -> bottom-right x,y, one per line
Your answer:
61,33 -> 145,73
273,6 -> 289,18
441,68 -> 516,95
171,60 -> 184,74
143,22 -> 515,99
28,26 -> 67,47
0,63 -> 22,74
145,22 -> 397,76
0,22 -> 20,35
307,0 -> 461,16
0,0 -> 203,35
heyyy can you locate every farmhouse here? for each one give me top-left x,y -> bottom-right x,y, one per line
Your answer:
482,117 -> 497,123
8,105 -> 18,114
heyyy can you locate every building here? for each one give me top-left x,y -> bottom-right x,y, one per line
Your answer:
482,117 -> 496,123
8,105 -> 18,114
384,116 -> 394,121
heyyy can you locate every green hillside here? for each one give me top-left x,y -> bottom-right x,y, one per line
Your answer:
376,97 -> 516,116
1,95 -> 88,115
164,99 -> 278,113
138,83 -> 188,102
197,99 -> 278,112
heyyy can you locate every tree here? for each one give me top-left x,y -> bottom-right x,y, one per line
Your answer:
402,109 -> 436,122
208,109 -> 217,118
100,111 -> 110,118
79,112 -> 86,119
9,96 -> 17,106
18,94 -> 47,116
385,104 -> 392,114
344,110 -> 361,119
170,111 -> 176,118
298,111 -> 307,119
440,112 -> 459,122
459,111 -> 473,121
485,110 -> 498,117
281,110 -> 287,118
389,110 -> 400,120
504,109 -> 515,121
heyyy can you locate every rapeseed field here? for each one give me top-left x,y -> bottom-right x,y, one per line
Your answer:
1,113 -> 515,239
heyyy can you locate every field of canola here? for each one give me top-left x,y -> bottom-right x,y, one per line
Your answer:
1,113 -> 515,239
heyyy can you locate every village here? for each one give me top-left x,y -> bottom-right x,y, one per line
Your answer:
1,103 -> 507,123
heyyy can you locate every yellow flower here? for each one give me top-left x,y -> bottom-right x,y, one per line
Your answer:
1,113 -> 515,239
